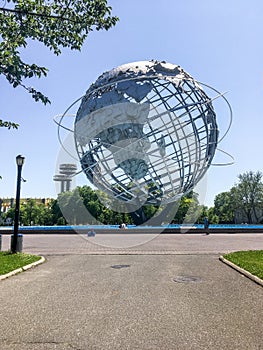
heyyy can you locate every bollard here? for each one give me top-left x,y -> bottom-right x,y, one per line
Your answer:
11,234 -> 23,253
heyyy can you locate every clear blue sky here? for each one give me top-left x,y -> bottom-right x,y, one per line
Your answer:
1,0 -> 263,207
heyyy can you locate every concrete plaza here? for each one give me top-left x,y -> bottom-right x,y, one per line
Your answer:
2,232 -> 263,255
0,233 -> 263,349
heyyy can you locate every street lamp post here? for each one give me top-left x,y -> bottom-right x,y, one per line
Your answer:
11,155 -> 25,253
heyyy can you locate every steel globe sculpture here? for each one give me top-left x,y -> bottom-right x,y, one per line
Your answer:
74,60 -> 219,219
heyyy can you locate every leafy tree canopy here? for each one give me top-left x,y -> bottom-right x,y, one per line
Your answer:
231,171 -> 263,224
213,171 -> 263,224
214,191 -> 234,224
0,0 -> 118,109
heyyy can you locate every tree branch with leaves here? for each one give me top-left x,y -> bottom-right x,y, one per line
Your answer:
0,0 -> 118,123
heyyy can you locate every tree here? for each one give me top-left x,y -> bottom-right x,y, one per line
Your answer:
57,189 -> 88,224
3,198 -> 54,225
172,191 -> 201,224
231,171 -> 263,224
20,199 -> 39,225
0,0 -> 118,122
207,207 -> 219,224
183,193 -> 202,224
213,191 -> 234,223
213,171 -> 263,224
49,198 -> 64,225
172,196 -> 192,223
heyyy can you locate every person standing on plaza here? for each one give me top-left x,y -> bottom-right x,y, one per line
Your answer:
204,217 -> 210,235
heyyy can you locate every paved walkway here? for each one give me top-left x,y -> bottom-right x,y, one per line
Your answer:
2,233 -> 263,255
0,233 -> 263,349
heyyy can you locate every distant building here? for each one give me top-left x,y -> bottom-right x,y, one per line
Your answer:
53,164 -> 77,193
0,197 -> 53,214
0,198 -> 14,213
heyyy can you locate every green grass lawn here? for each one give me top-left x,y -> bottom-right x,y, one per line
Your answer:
223,250 -> 263,280
0,251 -> 41,275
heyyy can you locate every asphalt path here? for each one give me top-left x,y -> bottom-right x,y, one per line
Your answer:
1,233 -> 263,349
2,232 -> 263,254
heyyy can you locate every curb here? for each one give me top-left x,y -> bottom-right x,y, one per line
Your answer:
219,255 -> 263,287
0,256 -> 45,281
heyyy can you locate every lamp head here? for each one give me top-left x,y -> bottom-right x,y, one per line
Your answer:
16,155 -> 25,166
